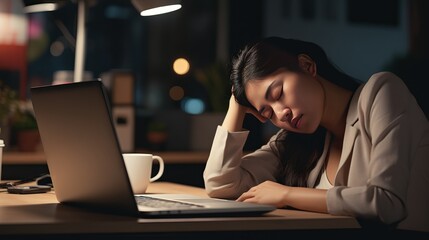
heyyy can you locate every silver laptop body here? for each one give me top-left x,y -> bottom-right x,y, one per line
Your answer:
30,80 -> 275,217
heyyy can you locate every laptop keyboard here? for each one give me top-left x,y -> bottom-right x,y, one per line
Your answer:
135,196 -> 204,209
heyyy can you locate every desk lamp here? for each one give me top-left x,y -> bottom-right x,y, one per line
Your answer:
23,0 -> 67,13
131,0 -> 181,16
23,0 -> 182,82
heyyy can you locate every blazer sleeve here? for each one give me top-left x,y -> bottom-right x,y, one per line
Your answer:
203,126 -> 282,199
327,72 -> 428,225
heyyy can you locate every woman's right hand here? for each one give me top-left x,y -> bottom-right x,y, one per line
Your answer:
229,95 -> 268,123
222,95 -> 267,132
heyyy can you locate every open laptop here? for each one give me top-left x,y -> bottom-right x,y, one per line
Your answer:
30,80 -> 275,217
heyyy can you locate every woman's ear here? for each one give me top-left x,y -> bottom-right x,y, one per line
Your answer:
298,54 -> 317,77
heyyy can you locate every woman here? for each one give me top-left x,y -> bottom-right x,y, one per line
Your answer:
203,37 -> 429,232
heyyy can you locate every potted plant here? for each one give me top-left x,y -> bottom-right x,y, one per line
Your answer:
10,100 -> 41,152
194,61 -> 230,113
0,81 -> 19,147
146,121 -> 168,151
190,62 -> 230,150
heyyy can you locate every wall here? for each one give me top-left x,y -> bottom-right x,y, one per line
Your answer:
0,0 -> 28,98
264,0 -> 409,81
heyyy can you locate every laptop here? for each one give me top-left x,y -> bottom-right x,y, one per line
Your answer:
30,80 -> 275,217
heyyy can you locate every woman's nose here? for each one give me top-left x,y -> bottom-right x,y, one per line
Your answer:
273,103 -> 291,122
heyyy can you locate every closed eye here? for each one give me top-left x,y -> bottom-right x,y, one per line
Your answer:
259,79 -> 283,120
273,84 -> 283,101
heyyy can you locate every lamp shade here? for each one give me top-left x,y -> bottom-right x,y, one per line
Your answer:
22,0 -> 67,13
131,0 -> 181,16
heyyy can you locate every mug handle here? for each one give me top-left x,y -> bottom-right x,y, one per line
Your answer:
150,155 -> 164,182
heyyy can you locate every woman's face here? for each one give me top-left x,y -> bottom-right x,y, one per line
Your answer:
244,69 -> 325,134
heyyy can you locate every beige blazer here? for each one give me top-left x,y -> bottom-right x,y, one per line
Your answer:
203,72 -> 429,232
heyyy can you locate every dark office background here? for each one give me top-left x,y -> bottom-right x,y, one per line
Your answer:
1,0 -> 428,187
2,0 -> 429,152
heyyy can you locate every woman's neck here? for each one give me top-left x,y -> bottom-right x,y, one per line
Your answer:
318,76 -> 353,141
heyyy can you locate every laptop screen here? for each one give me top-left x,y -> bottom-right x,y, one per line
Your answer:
31,81 -> 139,215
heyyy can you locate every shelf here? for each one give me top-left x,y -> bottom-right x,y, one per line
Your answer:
2,151 -> 210,165
2,151 -> 46,165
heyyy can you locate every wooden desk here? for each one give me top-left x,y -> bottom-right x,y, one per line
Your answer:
0,182 -> 361,239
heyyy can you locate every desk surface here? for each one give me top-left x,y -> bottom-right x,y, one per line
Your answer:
0,182 -> 360,237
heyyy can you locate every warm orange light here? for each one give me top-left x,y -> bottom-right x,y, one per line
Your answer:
169,85 -> 184,101
173,58 -> 190,75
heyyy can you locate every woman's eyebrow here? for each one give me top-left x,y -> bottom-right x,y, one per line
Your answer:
257,79 -> 278,114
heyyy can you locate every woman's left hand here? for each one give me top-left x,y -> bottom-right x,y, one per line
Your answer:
236,181 -> 290,208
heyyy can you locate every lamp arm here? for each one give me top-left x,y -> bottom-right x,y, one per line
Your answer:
73,0 -> 86,82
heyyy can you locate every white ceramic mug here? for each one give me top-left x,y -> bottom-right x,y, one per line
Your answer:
122,153 -> 164,194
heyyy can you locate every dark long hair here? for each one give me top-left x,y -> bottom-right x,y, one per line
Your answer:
231,37 -> 361,187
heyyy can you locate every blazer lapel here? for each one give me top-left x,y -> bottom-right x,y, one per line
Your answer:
334,85 -> 362,185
